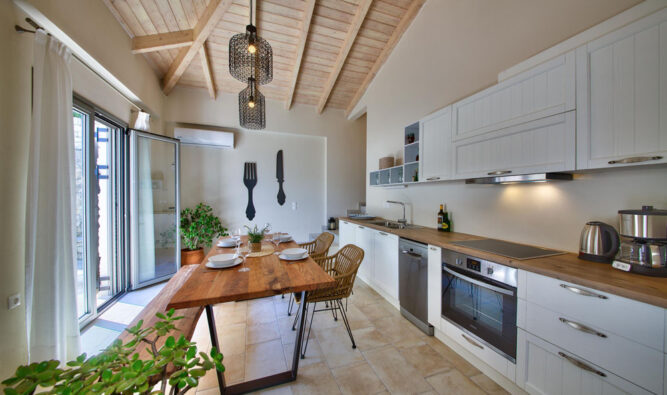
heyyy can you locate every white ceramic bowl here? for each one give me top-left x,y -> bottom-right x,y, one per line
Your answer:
281,248 -> 307,259
218,238 -> 239,247
208,253 -> 238,266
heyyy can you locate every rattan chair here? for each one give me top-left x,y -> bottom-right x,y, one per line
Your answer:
286,232 -> 335,315
290,244 -> 364,358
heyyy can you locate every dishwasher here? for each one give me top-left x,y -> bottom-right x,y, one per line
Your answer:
399,238 -> 434,335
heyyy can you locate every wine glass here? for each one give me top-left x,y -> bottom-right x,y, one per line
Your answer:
237,246 -> 250,272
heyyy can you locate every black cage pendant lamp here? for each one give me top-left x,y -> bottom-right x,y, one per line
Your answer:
229,0 -> 272,85
239,77 -> 265,130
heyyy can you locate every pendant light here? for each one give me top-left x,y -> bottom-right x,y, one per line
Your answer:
239,77 -> 265,130
229,0 -> 272,85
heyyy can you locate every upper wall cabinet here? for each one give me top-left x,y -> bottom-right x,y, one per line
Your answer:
419,106 -> 452,182
452,51 -> 576,142
576,9 -> 667,170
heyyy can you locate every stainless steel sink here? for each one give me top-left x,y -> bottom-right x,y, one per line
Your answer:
368,220 -> 420,230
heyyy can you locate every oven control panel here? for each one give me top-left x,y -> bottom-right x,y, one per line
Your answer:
466,258 -> 481,272
443,250 -> 518,288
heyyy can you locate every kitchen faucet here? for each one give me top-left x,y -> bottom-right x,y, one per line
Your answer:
386,200 -> 407,225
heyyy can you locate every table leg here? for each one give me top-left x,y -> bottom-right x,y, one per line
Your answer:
291,291 -> 308,378
205,305 -> 226,393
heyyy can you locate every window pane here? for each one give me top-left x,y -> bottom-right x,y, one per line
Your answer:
95,121 -> 114,307
73,109 -> 88,318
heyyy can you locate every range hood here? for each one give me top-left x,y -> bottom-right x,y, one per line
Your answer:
465,172 -> 573,185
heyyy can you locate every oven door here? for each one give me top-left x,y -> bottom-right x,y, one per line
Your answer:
441,264 -> 517,361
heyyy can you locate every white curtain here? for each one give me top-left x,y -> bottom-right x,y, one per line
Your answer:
25,30 -> 80,363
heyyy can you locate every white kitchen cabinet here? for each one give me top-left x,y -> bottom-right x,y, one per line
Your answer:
339,220 -> 354,249
427,245 -> 441,328
452,51 -> 575,141
517,329 -> 651,395
452,111 -> 576,179
419,106 -> 452,182
372,231 -> 399,301
576,9 -> 667,170
355,225 -> 375,284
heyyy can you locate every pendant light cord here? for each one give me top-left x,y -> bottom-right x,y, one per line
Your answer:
249,0 -> 253,26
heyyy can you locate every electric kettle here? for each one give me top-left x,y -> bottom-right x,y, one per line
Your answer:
579,221 -> 620,263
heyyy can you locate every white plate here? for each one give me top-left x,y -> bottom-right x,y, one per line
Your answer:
279,253 -> 308,261
278,235 -> 293,242
282,247 -> 308,259
206,257 -> 242,269
208,253 -> 238,265
217,239 -> 240,247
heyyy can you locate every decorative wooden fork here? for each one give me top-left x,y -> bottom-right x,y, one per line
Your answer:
244,162 -> 257,220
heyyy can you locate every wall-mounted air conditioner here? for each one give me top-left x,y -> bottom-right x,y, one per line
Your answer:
174,127 -> 234,149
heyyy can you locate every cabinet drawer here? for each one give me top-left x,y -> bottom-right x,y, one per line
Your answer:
452,111 -> 576,179
525,302 -> 663,394
525,271 -> 664,351
441,318 -> 514,381
517,329 -> 652,395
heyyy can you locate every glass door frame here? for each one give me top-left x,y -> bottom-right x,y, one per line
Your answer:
73,97 -> 129,329
129,129 -> 181,290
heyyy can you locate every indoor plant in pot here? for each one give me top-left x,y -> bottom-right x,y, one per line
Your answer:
245,224 -> 270,253
180,203 -> 227,265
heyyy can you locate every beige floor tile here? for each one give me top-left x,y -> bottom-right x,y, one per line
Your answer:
217,323 -> 246,356
426,370 -> 485,395
331,360 -> 387,395
309,304 -> 344,331
246,321 -> 280,345
350,327 -> 389,352
245,339 -> 287,381
290,362 -> 341,395
250,385 -> 293,395
363,345 -> 433,394
356,301 -> 396,322
196,388 -> 220,395
470,374 -> 509,395
283,336 -> 323,367
398,343 -> 453,377
198,352 -> 245,389
373,316 -> 426,347
425,337 -> 481,377
315,326 -> 364,369
344,304 -> 374,330
247,299 -> 277,325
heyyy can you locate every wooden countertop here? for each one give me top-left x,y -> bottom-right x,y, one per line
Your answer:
340,217 -> 667,308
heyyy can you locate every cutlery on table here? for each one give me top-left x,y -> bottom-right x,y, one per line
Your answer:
243,162 -> 257,220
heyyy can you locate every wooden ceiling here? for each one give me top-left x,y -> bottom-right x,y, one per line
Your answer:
103,0 -> 425,115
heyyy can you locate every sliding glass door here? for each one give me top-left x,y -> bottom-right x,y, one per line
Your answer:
129,130 -> 180,289
73,100 -> 127,327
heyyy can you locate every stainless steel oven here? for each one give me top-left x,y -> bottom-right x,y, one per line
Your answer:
441,249 -> 517,362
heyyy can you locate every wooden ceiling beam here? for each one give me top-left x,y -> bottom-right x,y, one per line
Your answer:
346,0 -> 425,117
316,0 -> 373,114
284,0 -> 316,110
132,30 -> 194,54
199,43 -> 216,99
162,0 -> 233,95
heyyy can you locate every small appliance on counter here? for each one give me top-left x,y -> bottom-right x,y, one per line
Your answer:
612,206 -> 667,276
578,221 -> 619,263
328,217 -> 337,231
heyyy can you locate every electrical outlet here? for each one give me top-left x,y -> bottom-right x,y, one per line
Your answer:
291,202 -> 297,211
7,294 -> 20,310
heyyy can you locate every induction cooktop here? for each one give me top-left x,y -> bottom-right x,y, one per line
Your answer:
451,239 -> 565,260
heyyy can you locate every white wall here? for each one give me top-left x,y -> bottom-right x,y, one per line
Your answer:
164,87 -> 367,223
361,0 -> 667,253
180,132 -> 326,242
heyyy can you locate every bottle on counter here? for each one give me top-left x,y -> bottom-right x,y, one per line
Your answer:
441,204 -> 451,232
437,204 -> 445,231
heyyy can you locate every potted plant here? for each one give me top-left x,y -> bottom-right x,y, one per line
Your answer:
245,223 -> 270,253
1,309 -> 224,395
180,203 -> 227,265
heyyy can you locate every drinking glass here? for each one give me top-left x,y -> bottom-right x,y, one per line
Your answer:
238,246 -> 250,272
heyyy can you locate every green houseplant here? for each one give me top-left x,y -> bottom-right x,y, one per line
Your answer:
245,224 -> 270,253
1,309 -> 223,395
180,203 -> 227,265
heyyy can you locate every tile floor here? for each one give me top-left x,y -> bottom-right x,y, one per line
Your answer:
190,279 -> 509,395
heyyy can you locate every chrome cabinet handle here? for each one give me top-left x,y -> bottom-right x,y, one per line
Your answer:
429,247 -> 439,251
342,221 -> 348,224
401,250 -> 422,258
558,352 -> 606,377
488,170 -> 512,175
461,334 -> 484,349
559,317 -> 607,338
608,156 -> 662,165
559,284 -> 607,299
426,176 -> 440,181
358,226 -> 365,229
379,232 -> 388,236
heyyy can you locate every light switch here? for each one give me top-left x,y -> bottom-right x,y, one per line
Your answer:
7,294 -> 20,310
291,202 -> 297,211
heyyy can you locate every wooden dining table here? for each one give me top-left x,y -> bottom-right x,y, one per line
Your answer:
167,235 -> 335,394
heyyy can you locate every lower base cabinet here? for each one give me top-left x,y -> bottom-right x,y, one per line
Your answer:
516,329 -> 652,395
373,231 -> 399,301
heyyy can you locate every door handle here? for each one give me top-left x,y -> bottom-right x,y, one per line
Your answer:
401,250 -> 422,258
608,156 -> 662,165
558,352 -> 606,377
559,284 -> 607,299
487,170 -> 511,175
559,317 -> 607,338
443,267 -> 514,296
461,334 -> 484,349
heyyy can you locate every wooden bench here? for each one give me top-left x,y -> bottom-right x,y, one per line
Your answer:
116,264 -> 204,376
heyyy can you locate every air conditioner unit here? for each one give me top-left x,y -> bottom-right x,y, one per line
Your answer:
174,127 -> 234,149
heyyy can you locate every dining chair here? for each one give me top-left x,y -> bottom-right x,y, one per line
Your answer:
290,244 -> 364,358
286,232 -> 335,315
